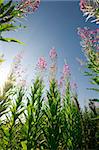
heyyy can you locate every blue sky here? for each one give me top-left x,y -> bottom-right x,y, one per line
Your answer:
0,0 -> 98,107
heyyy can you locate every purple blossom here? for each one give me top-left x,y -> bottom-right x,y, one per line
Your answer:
10,52 -> 27,87
49,47 -> 57,59
49,47 -> 58,80
77,27 -> 99,55
58,63 -> 71,91
16,0 -> 40,15
62,63 -> 71,77
37,57 -> 47,70
80,0 -> 87,12
19,79 -> 27,87
36,56 -> 47,80
59,77 -> 63,88
71,82 -> 77,90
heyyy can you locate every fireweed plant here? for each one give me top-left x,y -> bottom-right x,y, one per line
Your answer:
0,0 -> 40,74
80,0 -> 99,24
0,0 -> 40,43
77,27 -> 99,122
77,27 -> 99,92
0,1 -> 98,149
0,48 -> 98,149
9,51 -> 27,87
79,1 -> 99,135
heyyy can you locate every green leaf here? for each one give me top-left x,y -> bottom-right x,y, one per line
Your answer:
0,0 -> 4,6
0,24 -> 19,32
91,116 -> 99,120
0,0 -> 12,16
0,37 -> 24,44
87,88 -> 99,92
90,99 -> 99,102
84,71 -> 93,76
21,141 -> 27,150
0,15 -> 13,24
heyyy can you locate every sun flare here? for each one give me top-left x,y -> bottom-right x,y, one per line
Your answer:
0,66 -> 9,88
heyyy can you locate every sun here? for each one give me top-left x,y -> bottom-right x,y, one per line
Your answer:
0,65 -> 10,88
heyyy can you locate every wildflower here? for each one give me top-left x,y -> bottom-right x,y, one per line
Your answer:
58,62 -> 70,92
49,47 -> 57,80
80,0 -> 86,11
19,79 -> 26,87
16,0 -> 40,15
36,56 -> 47,80
71,81 -> 77,90
49,47 -> 57,59
63,63 -> 71,77
77,27 -> 99,57
9,51 -> 27,87
37,57 -> 47,70
59,77 -> 63,88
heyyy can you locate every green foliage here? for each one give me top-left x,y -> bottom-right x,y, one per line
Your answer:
82,107 -> 98,149
85,50 -> 99,86
0,0 -> 24,44
21,78 -> 44,149
0,95 -> 9,118
0,87 -> 24,149
0,73 -> 14,118
61,81 -> 82,150
42,79 -> 61,150
0,78 -> 98,149
0,37 -> 24,44
0,0 -> 4,6
77,28 -> 99,93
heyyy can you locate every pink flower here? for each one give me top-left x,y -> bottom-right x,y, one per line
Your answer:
37,57 -> 47,70
9,52 -> 27,87
71,82 -> 77,90
78,28 -> 99,53
58,63 -> 70,89
79,0 -> 86,11
63,64 -> 70,77
17,0 -> 40,15
59,78 -> 63,88
49,47 -> 58,80
49,47 -> 57,59
19,79 -> 26,87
